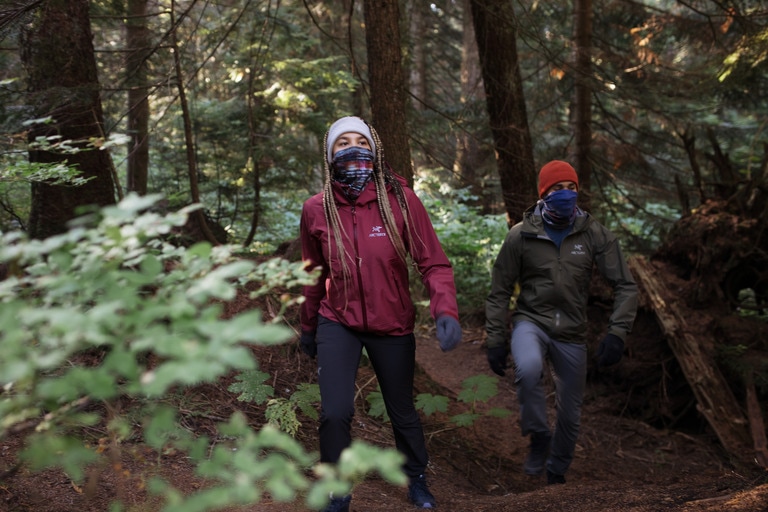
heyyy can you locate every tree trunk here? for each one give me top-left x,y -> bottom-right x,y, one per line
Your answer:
169,0 -> 218,245
243,66 -> 263,248
125,0 -> 150,196
454,0 -> 493,211
571,0 -> 593,210
363,0 -> 413,186
407,0 -> 427,113
469,0 -> 536,226
21,0 -> 117,239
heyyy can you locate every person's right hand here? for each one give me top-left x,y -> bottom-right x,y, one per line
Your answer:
300,331 -> 317,358
487,345 -> 509,376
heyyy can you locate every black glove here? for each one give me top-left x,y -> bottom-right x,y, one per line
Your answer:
596,333 -> 624,367
436,315 -> 462,352
299,331 -> 317,358
487,345 -> 509,376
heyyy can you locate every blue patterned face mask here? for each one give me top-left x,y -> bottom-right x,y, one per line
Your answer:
542,189 -> 578,227
331,147 -> 375,199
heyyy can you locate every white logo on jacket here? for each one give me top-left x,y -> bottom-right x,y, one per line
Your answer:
571,243 -> 586,255
369,226 -> 387,238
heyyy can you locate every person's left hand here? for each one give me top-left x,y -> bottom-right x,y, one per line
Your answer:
596,333 -> 624,366
436,316 -> 462,352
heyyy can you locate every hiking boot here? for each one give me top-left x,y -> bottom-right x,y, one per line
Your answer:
321,494 -> 351,512
523,431 -> 551,476
547,470 -> 566,485
408,474 -> 436,508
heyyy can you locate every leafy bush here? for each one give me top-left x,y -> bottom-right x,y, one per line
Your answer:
414,177 -> 508,316
0,194 -> 405,511
366,374 -> 510,428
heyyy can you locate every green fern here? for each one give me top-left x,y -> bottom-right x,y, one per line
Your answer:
265,398 -> 302,437
263,383 -> 321,436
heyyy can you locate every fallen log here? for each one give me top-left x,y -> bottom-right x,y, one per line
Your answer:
628,256 -> 753,464
745,373 -> 768,469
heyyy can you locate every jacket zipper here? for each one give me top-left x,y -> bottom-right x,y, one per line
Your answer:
351,206 -> 369,330
555,238 -> 562,330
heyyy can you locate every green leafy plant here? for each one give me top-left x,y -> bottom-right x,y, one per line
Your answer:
415,393 -> 450,417
230,371 -> 321,437
451,374 -> 511,427
365,387 -> 389,422
366,374 -> 510,429
264,383 -> 321,437
414,177 -> 508,316
0,194 -> 405,510
228,369 -> 275,404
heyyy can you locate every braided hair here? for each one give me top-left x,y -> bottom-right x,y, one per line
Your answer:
321,119 -> 421,289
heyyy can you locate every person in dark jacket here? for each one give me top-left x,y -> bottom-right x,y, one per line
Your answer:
300,116 -> 462,511
485,160 -> 638,485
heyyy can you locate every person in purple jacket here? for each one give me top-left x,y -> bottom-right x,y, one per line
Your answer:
299,116 -> 462,511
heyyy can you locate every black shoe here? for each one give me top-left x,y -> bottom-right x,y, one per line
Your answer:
408,474 -> 436,508
523,432 -> 551,476
321,494 -> 351,512
547,470 -> 566,485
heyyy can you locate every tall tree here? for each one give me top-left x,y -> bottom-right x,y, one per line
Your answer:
125,0 -> 150,196
168,0 -> 218,244
570,0 -> 593,210
407,0 -> 427,113
363,0 -> 413,185
454,0 -> 493,211
470,0 -> 536,225
20,0 -> 116,239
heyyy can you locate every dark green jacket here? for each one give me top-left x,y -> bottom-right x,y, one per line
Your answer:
485,204 -> 638,349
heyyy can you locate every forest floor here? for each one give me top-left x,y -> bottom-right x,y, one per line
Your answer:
2,264 -> 768,511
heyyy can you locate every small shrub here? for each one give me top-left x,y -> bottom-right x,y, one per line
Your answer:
0,194 -> 404,511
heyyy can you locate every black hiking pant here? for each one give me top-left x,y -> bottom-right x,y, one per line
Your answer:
315,315 -> 428,478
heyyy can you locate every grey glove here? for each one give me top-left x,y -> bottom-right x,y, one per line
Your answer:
596,333 -> 624,367
436,315 -> 462,352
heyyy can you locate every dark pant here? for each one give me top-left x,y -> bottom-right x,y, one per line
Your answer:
315,315 -> 428,478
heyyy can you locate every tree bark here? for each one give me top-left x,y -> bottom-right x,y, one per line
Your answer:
469,0 -> 536,226
454,0 -> 493,211
21,0 -> 117,239
571,0 -> 593,210
407,0 -> 427,113
169,0 -> 218,245
125,0 -> 150,196
363,0 -> 413,186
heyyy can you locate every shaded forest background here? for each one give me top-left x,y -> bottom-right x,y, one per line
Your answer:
1,0 -> 768,511
5,0 -> 768,247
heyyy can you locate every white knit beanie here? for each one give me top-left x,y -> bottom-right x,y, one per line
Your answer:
325,116 -> 375,163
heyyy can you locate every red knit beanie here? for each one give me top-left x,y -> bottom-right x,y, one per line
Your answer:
538,160 -> 579,198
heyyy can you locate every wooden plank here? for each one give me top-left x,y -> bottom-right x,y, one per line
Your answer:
628,257 -> 752,462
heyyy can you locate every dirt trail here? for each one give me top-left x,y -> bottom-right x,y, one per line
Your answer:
2,327 -> 766,512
